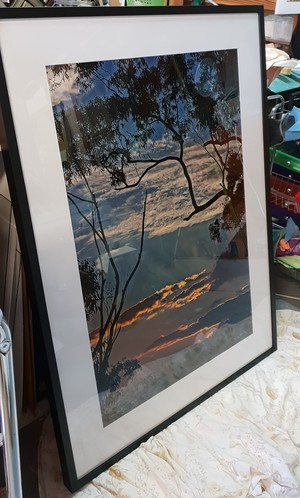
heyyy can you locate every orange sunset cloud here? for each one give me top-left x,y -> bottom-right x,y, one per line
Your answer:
136,322 -> 221,360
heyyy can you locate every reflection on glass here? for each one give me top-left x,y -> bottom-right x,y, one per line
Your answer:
46,50 -> 252,426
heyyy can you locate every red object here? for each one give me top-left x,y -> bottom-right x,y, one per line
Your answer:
295,192 -> 300,203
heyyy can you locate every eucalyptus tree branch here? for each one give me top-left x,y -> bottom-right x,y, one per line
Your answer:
184,189 -> 226,221
115,156 -> 180,190
105,193 -> 148,359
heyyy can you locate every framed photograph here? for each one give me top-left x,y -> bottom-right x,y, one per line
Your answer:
0,6 -> 276,492
275,0 -> 300,14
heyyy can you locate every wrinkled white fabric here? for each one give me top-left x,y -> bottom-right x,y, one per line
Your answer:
39,310 -> 300,497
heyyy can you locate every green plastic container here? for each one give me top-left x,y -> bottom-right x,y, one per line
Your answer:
270,147 -> 300,175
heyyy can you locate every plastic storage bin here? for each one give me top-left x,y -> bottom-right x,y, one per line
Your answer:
265,15 -> 294,44
126,0 -> 165,5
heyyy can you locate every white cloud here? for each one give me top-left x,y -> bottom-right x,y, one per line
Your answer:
46,67 -> 80,107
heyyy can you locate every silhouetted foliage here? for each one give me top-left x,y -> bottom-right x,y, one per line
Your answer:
93,358 -> 141,393
78,259 -> 101,321
48,49 -> 245,392
50,51 -> 242,224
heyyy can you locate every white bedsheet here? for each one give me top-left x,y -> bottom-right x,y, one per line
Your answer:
38,309 -> 300,497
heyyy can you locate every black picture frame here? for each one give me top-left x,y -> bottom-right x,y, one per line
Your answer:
0,6 -> 276,492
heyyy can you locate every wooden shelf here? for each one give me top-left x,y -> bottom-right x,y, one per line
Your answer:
215,0 -> 275,10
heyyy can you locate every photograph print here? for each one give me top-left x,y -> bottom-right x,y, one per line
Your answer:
46,49 -> 252,428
